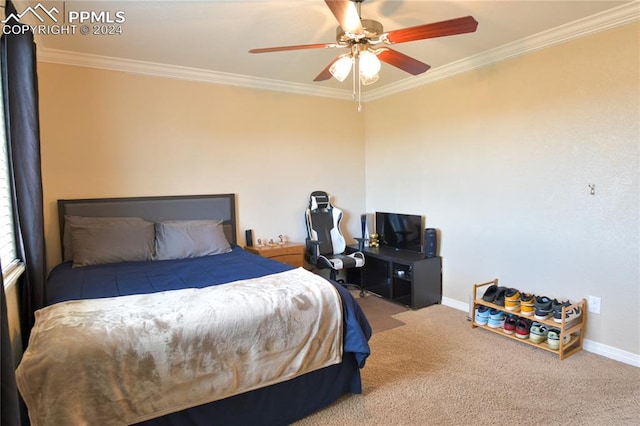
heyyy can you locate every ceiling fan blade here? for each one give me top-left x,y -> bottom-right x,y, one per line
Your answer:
386,16 -> 478,44
314,56 -> 341,81
378,49 -> 430,75
249,43 -> 338,54
325,0 -> 363,35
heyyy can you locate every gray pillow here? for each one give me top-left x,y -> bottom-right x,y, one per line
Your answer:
63,216 -> 152,262
155,220 -> 231,260
69,218 -> 155,267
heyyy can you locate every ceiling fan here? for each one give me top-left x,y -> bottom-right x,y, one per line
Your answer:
249,0 -> 479,88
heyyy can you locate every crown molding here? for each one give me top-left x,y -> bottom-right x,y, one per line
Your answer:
365,2 -> 640,101
36,49 -> 353,100
37,2 -> 639,102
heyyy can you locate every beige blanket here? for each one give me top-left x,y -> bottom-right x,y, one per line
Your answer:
16,267 -> 343,426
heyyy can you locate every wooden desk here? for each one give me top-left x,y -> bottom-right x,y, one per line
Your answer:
244,242 -> 305,268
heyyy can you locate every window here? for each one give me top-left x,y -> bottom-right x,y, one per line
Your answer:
0,55 -> 23,285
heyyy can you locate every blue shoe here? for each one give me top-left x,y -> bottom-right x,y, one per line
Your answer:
489,308 -> 504,320
475,305 -> 490,325
487,309 -> 505,329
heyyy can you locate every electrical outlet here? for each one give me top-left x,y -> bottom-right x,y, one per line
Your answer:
588,296 -> 601,314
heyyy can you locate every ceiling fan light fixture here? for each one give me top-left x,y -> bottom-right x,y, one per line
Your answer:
359,72 -> 379,86
358,50 -> 380,77
329,54 -> 353,82
358,49 -> 380,85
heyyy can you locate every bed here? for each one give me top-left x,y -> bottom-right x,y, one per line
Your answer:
16,194 -> 371,426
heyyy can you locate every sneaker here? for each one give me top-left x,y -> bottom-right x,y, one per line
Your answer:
475,305 -> 491,325
493,287 -> 508,306
489,308 -> 504,319
487,309 -> 505,329
547,327 -> 570,350
482,285 -> 498,302
565,306 -> 582,323
503,315 -> 518,335
534,296 -> 553,320
515,318 -> 532,339
504,288 -> 521,312
529,322 -> 548,344
520,293 -> 535,316
554,303 -> 583,324
552,299 -> 571,323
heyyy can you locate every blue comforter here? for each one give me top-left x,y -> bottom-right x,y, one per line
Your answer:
47,246 -> 371,371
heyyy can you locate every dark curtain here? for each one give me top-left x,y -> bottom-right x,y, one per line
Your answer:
1,1 -> 47,424
1,0 -> 47,337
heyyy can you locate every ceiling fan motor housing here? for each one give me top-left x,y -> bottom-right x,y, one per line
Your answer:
336,18 -> 383,44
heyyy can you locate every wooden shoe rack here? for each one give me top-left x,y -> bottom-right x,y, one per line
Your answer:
471,279 -> 586,360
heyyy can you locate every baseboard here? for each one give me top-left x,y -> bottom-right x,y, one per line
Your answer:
442,297 -> 470,314
443,298 -> 640,368
582,340 -> 640,368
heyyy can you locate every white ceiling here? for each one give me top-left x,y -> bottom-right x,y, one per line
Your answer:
15,0 -> 640,99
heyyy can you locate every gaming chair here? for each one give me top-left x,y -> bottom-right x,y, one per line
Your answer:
305,191 -> 365,296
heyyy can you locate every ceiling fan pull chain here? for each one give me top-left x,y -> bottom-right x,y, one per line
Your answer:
352,55 -> 356,101
357,59 -> 363,113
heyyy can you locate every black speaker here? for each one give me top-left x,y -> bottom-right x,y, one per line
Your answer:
424,228 -> 437,258
245,229 -> 253,247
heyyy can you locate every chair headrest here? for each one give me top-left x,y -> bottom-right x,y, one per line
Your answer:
309,191 -> 330,210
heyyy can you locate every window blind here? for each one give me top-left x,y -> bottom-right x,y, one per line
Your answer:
0,59 -> 19,276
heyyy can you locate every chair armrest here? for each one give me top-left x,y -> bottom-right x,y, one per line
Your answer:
305,239 -> 335,270
305,238 -> 320,263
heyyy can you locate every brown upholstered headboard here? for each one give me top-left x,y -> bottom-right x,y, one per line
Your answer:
57,194 -> 237,257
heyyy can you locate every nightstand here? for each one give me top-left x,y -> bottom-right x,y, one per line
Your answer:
244,242 -> 305,268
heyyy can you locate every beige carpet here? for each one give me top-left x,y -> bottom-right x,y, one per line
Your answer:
351,292 -> 408,333
294,295 -> 640,425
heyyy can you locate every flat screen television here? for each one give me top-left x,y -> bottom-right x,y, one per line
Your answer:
375,212 -> 425,254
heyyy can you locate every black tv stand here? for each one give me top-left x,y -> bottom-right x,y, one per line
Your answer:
346,245 -> 442,309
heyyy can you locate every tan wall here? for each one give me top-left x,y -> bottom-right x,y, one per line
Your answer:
364,23 -> 640,355
37,64 -> 366,269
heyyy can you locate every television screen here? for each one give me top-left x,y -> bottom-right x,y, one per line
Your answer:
375,212 -> 425,254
